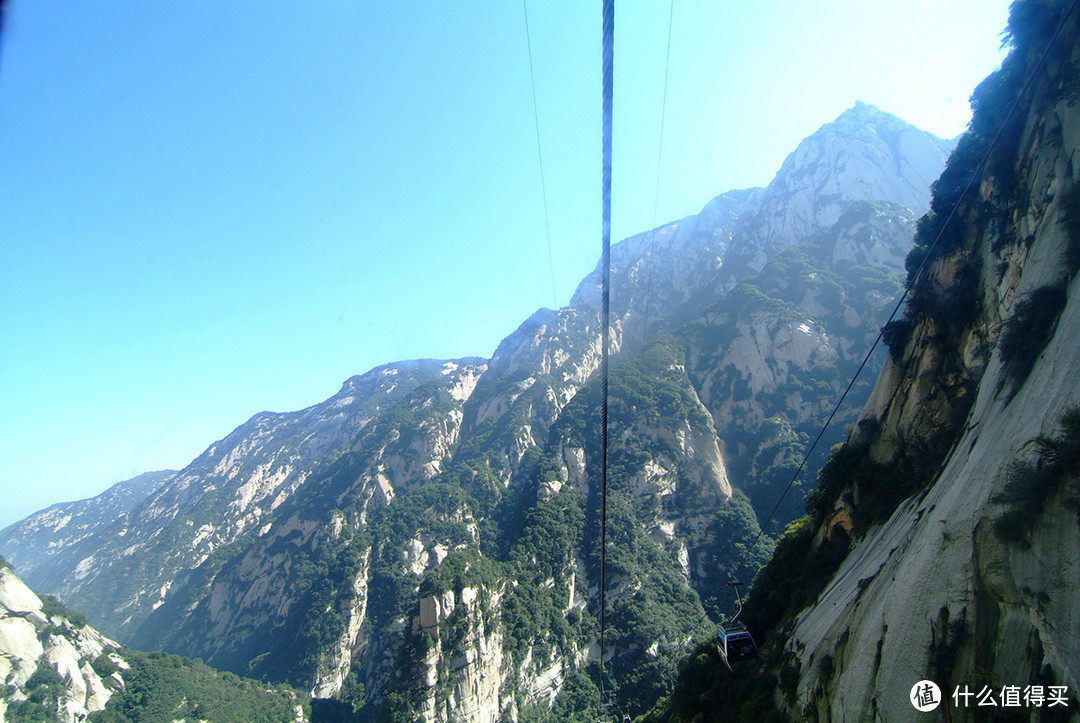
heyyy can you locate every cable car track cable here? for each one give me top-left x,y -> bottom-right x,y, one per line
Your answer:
640,0 -> 675,348
599,0 -> 614,710
522,0 -> 559,309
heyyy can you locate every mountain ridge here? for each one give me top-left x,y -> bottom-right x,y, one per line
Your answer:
2,101 -> 952,721
0,470 -> 175,578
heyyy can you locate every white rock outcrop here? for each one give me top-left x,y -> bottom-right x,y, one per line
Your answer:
0,564 -> 121,722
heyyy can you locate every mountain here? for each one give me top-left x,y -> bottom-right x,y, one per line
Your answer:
0,103 -> 951,721
646,1 -> 1080,720
0,556 -> 307,722
576,100 -> 953,357
0,471 -> 175,577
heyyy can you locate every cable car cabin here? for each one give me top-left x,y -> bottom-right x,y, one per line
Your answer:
716,621 -> 758,671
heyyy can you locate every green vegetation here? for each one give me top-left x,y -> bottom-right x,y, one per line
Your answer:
142,184 -> 910,720
39,594 -> 88,629
777,658 -> 801,705
903,0 -> 1079,303
896,0 -> 1080,342
639,640 -> 784,723
904,36 -> 1027,291
4,666 -> 68,722
906,253 -> 984,345
880,317 -> 912,359
805,434 -> 932,529
697,492 -> 775,619
457,334 -> 732,718
309,697 -> 363,722
37,9 -> 1077,719
1054,183 -> 1080,276
88,650 -> 308,722
998,283 -> 1068,389
680,240 -> 898,535
543,667 -> 602,722
992,407 -> 1080,545
406,336 -> 759,715
370,2 -> 1080,720
601,492 -> 707,715
1059,183 -> 1080,275
292,535 -> 372,683
500,484 -> 585,663
92,653 -> 121,679
648,6 -> 1080,717
738,406 -> 952,655
742,516 -> 849,649
515,667 -> 604,723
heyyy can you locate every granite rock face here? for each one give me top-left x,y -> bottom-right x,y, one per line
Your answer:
0,562 -> 123,723
777,8 -> 1080,720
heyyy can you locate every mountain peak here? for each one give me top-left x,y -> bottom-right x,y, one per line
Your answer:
838,99 -> 884,119
743,102 -> 956,255
827,100 -> 938,144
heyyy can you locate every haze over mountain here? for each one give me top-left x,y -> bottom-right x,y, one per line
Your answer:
0,471 -> 175,576
1,101 -> 953,721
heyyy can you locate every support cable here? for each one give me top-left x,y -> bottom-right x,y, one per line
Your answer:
522,0 -> 559,309
640,0 -> 675,347
599,0 -> 614,710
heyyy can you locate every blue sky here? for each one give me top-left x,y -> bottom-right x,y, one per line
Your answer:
0,0 -> 1011,528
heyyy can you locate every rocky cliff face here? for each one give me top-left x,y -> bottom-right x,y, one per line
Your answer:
0,560 -> 122,722
1,104 -> 951,720
768,3 -> 1080,719
747,101 -> 952,259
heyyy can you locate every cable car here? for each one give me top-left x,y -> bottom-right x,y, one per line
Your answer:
716,581 -> 758,671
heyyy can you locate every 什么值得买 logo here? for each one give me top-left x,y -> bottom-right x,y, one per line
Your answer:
910,680 -> 942,712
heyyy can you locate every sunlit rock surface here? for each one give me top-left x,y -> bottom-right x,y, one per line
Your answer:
0,563 -> 122,722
